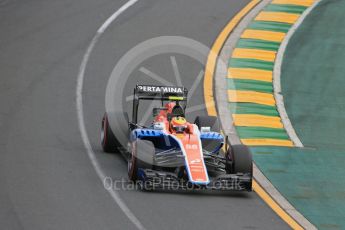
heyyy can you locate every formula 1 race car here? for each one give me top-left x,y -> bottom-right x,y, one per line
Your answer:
101,85 -> 252,191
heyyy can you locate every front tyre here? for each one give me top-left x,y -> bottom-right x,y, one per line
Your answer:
225,144 -> 253,175
128,140 -> 155,181
225,145 -> 253,191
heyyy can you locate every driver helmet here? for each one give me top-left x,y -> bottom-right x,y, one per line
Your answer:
170,116 -> 187,133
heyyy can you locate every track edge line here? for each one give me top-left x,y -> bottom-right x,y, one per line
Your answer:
75,1 -> 146,230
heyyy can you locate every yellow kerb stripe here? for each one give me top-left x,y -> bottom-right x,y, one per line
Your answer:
272,0 -> 314,7
255,12 -> 300,24
203,0 -> 261,116
228,90 -> 276,106
204,0 -> 305,228
232,114 -> 284,129
241,29 -> 286,42
232,48 -> 276,62
241,138 -> 294,147
228,68 -> 273,82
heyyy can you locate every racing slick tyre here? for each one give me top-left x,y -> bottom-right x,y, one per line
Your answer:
225,144 -> 253,191
226,144 -> 253,175
194,116 -> 220,132
101,113 -> 117,153
101,112 -> 129,153
194,116 -> 221,152
128,140 -> 155,182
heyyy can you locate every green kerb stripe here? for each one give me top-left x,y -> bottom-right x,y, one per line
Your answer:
229,102 -> 279,116
236,39 -> 281,51
236,127 -> 290,140
248,21 -> 291,33
229,58 -> 274,71
227,79 -> 273,93
265,4 -> 307,14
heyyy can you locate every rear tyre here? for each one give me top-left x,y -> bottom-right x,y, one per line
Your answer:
128,140 -> 155,181
101,113 -> 117,153
194,116 -> 220,132
194,116 -> 221,152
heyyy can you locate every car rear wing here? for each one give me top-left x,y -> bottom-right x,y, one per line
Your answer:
134,85 -> 188,101
132,85 -> 188,124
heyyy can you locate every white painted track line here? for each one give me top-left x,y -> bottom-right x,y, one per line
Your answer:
76,1 -> 145,230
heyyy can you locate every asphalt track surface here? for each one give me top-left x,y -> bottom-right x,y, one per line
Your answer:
0,0 -> 290,229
